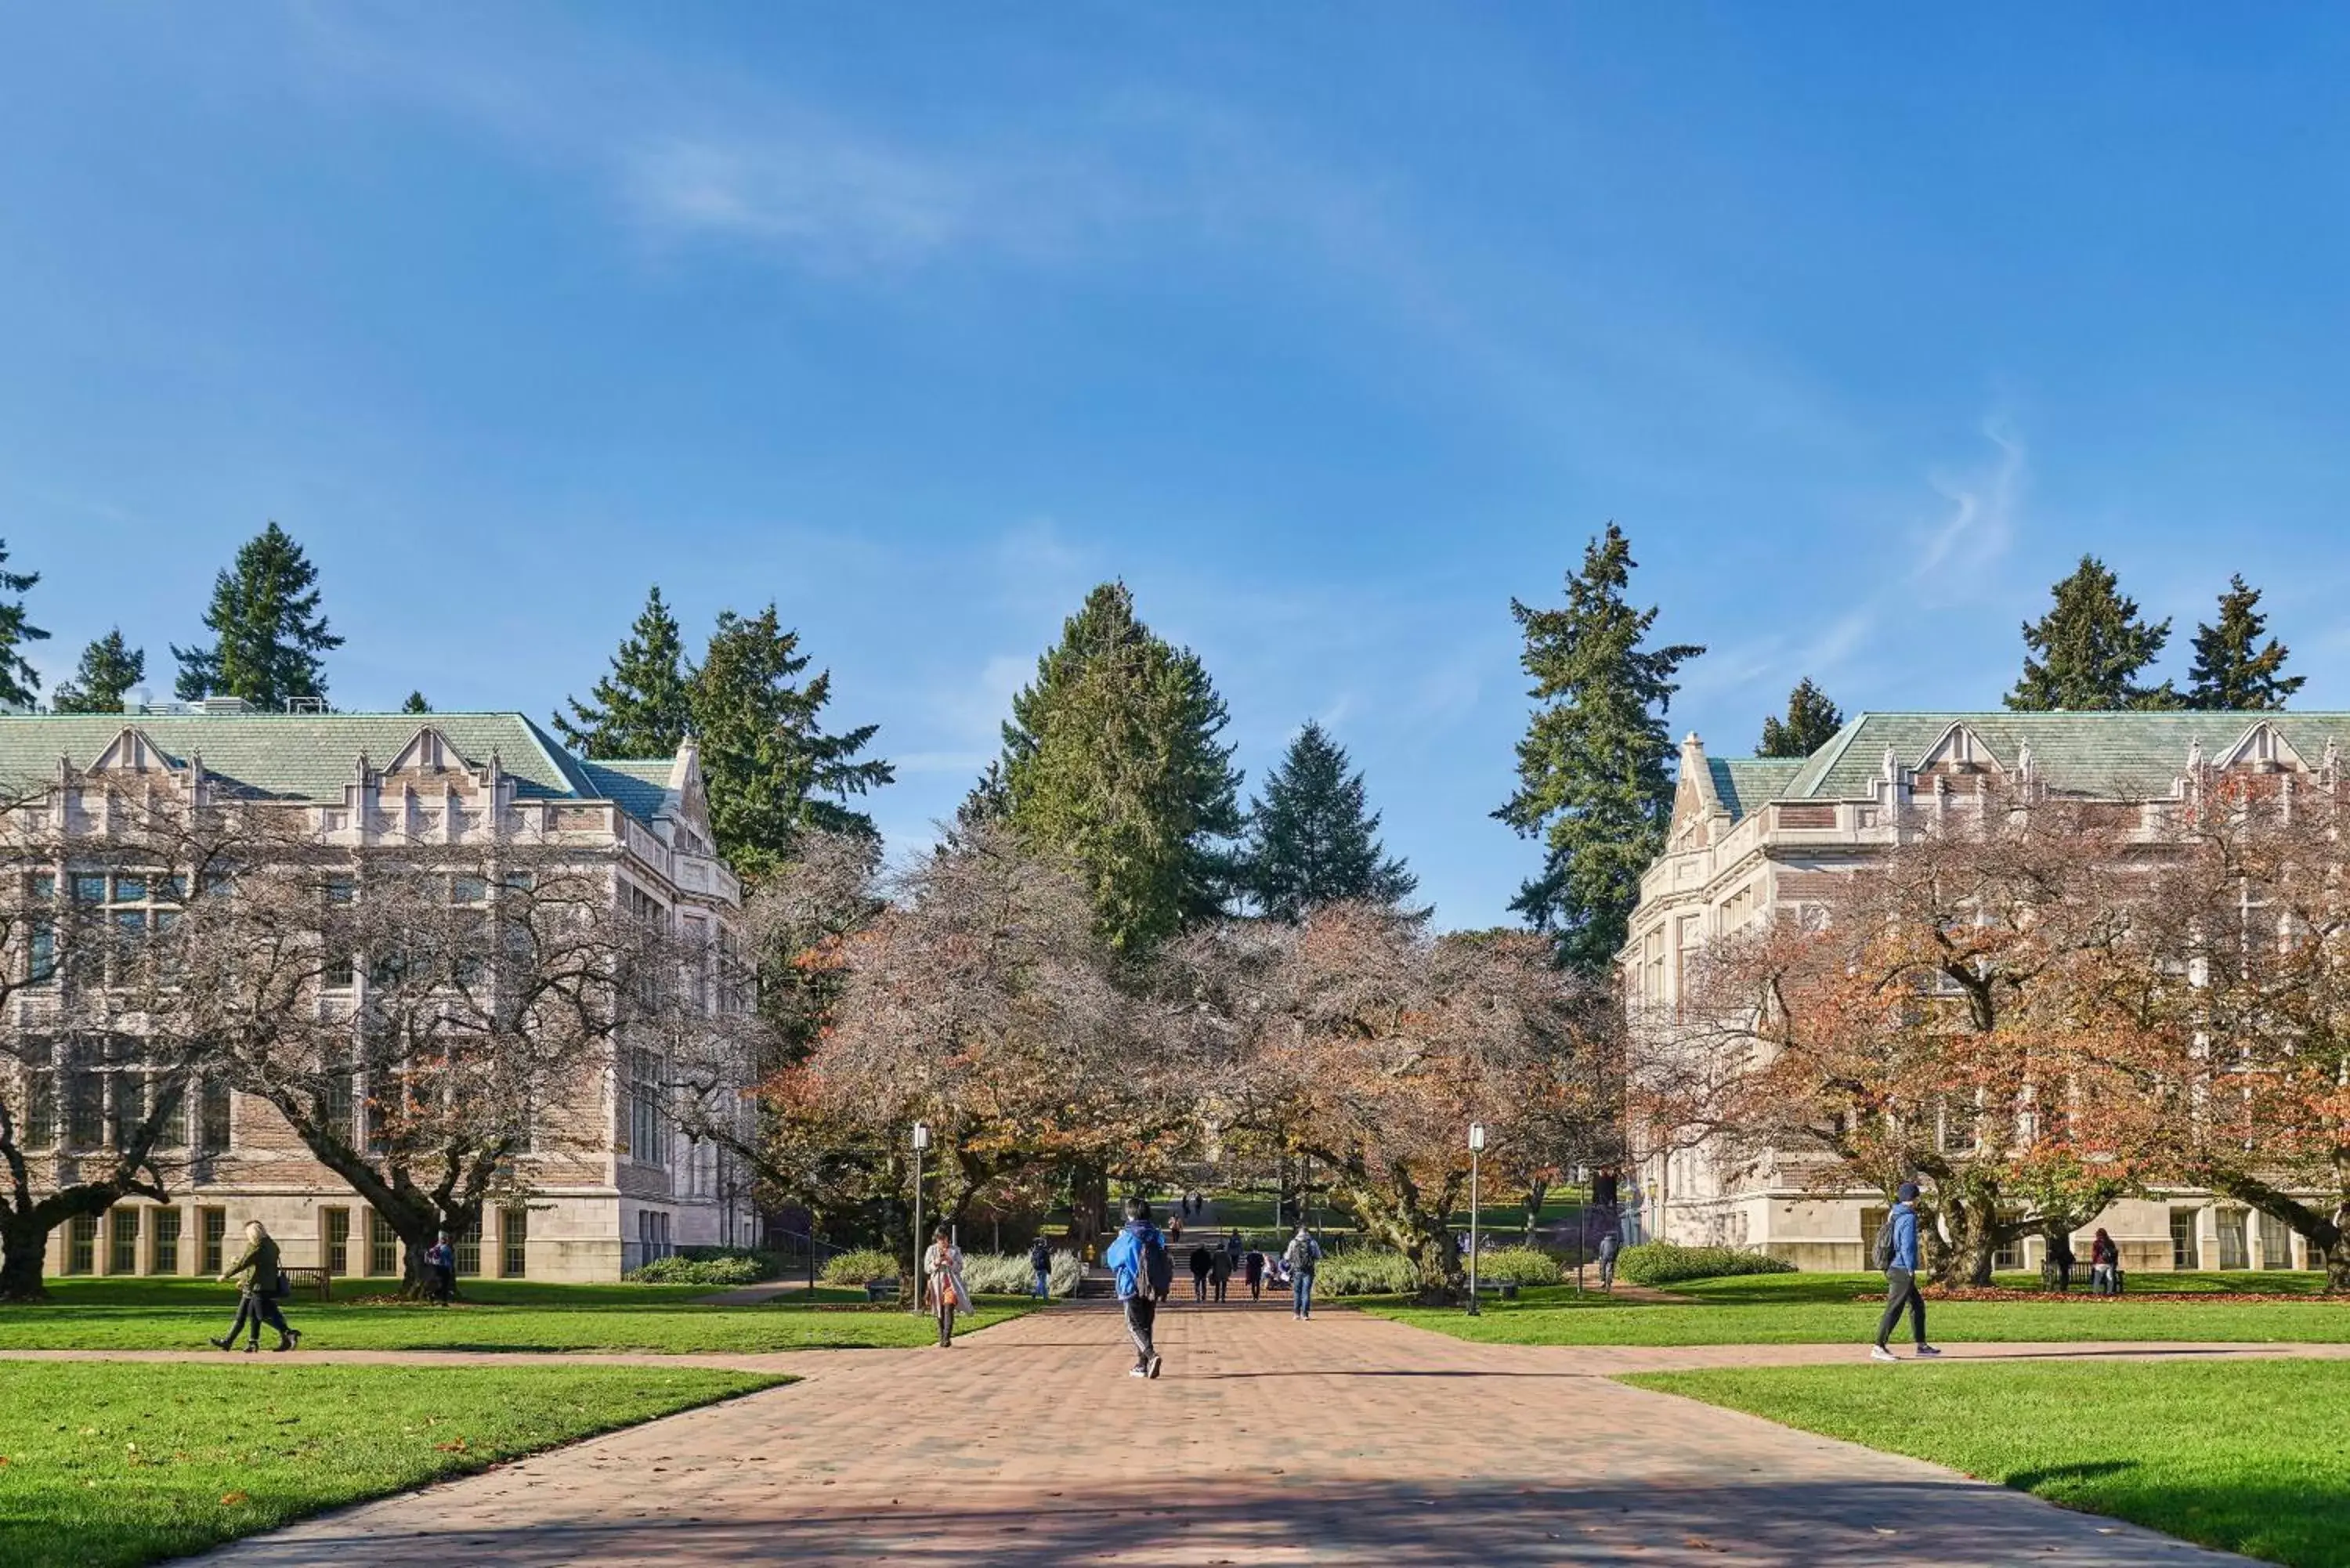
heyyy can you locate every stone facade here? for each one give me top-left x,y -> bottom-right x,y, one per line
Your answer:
1618,711 -> 2350,1274
5,707 -> 754,1285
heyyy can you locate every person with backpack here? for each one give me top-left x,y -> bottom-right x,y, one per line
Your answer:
1028,1234 -> 1054,1299
1282,1225 -> 1321,1319
1103,1197 -> 1168,1378
1596,1228 -> 1621,1292
212,1220 -> 300,1353
2089,1227 -> 2122,1295
1870,1182 -> 1940,1362
425,1232 -> 457,1306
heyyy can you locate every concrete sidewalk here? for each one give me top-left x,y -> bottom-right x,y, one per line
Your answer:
161,1303 -> 2272,1566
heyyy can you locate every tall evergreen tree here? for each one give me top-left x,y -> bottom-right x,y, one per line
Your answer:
1495,524 -> 1704,973
552,587 -> 692,758
52,629 -> 145,714
2186,574 -> 2303,710
401,691 -> 432,714
172,523 -> 342,710
0,539 -> 49,708
688,605 -> 892,879
1236,720 -> 1418,920
1000,581 -> 1242,952
1756,677 -> 1843,758
2005,555 -> 2178,711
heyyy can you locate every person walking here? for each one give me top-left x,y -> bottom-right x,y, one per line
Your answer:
425,1232 -> 457,1305
1169,1212 -> 1185,1245
2048,1229 -> 2077,1293
1870,1183 -> 1940,1362
1028,1234 -> 1054,1299
1283,1225 -> 1321,1319
1596,1228 -> 1621,1292
1243,1248 -> 1266,1301
211,1220 -> 299,1353
1188,1244 -> 1213,1302
2090,1228 -> 2121,1295
924,1225 -> 971,1347
1103,1197 -> 1168,1378
1209,1247 -> 1233,1303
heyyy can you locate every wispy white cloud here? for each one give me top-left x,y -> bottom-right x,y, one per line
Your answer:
1912,419 -> 2025,593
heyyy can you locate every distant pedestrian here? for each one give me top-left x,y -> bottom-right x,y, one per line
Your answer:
1209,1248 -> 1233,1303
2090,1228 -> 2121,1295
425,1232 -> 456,1305
1224,1230 -> 1243,1270
1103,1197 -> 1169,1379
1169,1212 -> 1185,1245
2048,1230 -> 2077,1293
1283,1226 -> 1321,1319
212,1220 -> 299,1353
1870,1183 -> 1940,1363
1189,1244 -> 1213,1302
1596,1229 -> 1620,1292
1243,1249 -> 1266,1301
924,1226 -> 971,1348
1029,1235 -> 1054,1299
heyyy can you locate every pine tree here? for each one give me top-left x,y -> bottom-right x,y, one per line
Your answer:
1000,581 -> 1243,952
401,691 -> 432,714
1235,720 -> 1418,920
552,587 -> 693,758
1495,524 -> 1703,973
52,629 -> 145,714
2186,575 -> 2303,710
172,522 -> 343,710
1756,677 -> 1843,758
0,539 -> 49,708
687,605 -> 892,879
2006,555 -> 2178,711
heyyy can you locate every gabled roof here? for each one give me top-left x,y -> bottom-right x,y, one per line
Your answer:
578,760 -> 674,825
1708,757 -> 1807,821
1777,712 -> 2350,801
0,711 -> 663,822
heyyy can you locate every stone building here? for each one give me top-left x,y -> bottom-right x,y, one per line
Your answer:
4,706 -> 752,1285
1618,710 -> 2348,1274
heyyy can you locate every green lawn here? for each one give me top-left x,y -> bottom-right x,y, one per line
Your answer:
1369,1270 -> 2348,1346
1625,1360 -> 2350,1568
0,1360 -> 781,1568
0,1277 -> 1039,1353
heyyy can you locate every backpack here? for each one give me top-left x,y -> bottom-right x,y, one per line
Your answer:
1870,1212 -> 1896,1271
1140,1227 -> 1174,1299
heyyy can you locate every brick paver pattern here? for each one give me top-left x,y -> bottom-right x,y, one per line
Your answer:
179,1302 -> 2261,1566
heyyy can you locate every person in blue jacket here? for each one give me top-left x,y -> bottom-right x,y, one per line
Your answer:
1871,1182 -> 1942,1362
1102,1197 -> 1167,1379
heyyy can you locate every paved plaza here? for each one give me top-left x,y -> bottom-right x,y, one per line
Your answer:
148,1300 -> 2277,1567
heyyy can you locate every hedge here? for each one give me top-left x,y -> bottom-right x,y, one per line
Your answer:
1614,1241 -> 1795,1286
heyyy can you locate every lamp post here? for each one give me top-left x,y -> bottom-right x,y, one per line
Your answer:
1467,1122 -> 1486,1316
910,1121 -> 931,1313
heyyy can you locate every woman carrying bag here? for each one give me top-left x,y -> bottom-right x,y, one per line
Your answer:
212,1220 -> 302,1353
924,1225 -> 971,1348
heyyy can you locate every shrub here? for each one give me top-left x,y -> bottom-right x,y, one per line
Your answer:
1471,1246 -> 1562,1287
1314,1251 -> 1419,1297
820,1248 -> 902,1286
626,1253 -> 770,1286
958,1250 -> 1083,1298
1615,1241 -> 1795,1286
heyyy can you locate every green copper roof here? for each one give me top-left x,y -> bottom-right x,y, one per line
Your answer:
578,760 -> 674,824
1708,756 -> 1807,820
0,711 -> 663,819
1778,712 -> 2350,801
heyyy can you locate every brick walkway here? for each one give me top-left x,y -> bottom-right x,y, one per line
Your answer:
176,1302 -> 2265,1566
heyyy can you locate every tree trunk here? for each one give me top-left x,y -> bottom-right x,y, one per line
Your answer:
1522,1176 -> 1549,1245
2321,1217 -> 2350,1295
0,1216 -> 49,1302
1929,1190 -> 2002,1288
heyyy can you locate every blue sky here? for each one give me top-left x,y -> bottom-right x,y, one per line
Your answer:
5,6 -> 2348,929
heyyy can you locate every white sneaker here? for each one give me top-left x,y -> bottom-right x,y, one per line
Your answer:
1914,1344 -> 1942,1357
1869,1345 -> 1899,1363
1129,1366 -> 1149,1377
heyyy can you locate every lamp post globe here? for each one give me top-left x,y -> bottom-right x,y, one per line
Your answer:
909,1122 -> 932,1312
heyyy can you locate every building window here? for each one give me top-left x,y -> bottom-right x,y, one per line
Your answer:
19,1041 -> 54,1149
152,1208 -> 182,1274
627,1050 -> 665,1168
2215,1209 -> 2250,1271
1991,1234 -> 2023,1272
201,1208 -> 227,1274
367,1210 -> 399,1277
66,1214 -> 97,1275
2258,1211 -> 2295,1271
2168,1208 -> 2200,1270
197,1079 -> 232,1153
108,1208 -> 139,1275
452,1215 -> 482,1277
324,1208 -> 351,1275
501,1207 -> 528,1278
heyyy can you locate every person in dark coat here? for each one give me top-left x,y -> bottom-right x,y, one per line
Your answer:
2048,1229 -> 2077,1292
2090,1228 -> 2122,1295
1188,1244 -> 1213,1302
1243,1248 -> 1267,1300
212,1220 -> 299,1353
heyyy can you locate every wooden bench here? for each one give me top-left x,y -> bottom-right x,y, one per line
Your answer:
1472,1280 -> 1520,1301
864,1277 -> 902,1305
282,1266 -> 332,1303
